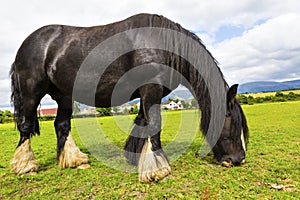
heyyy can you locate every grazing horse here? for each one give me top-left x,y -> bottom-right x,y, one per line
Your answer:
10,13 -> 248,182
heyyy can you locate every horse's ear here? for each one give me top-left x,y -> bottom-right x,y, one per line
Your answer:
227,84 -> 239,102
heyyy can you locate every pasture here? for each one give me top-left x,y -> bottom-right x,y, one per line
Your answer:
0,101 -> 299,199
244,89 -> 300,98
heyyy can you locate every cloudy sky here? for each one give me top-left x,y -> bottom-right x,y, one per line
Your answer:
1,0 -> 300,109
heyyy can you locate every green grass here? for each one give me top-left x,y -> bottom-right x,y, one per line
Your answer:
1,103 -> 300,199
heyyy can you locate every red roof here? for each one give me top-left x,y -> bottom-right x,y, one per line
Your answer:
38,108 -> 57,116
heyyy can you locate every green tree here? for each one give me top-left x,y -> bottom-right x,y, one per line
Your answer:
190,98 -> 197,108
236,94 -> 248,104
180,100 -> 190,109
264,96 -> 272,102
287,92 -> 296,100
96,107 -> 111,116
254,97 -> 264,104
123,107 -> 129,114
130,104 -> 139,114
0,110 -> 3,123
112,106 -> 120,113
0,110 -> 13,123
247,95 -> 254,105
275,91 -> 284,97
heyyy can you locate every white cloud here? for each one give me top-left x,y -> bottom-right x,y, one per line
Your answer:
0,79 -> 11,106
211,13 -> 300,85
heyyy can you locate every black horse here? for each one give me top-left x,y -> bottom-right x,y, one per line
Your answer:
10,13 -> 248,182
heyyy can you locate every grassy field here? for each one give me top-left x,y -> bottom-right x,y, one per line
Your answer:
0,102 -> 299,199
244,89 -> 300,98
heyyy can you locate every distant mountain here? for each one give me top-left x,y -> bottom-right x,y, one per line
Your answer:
238,79 -> 300,94
79,79 -> 300,108
162,89 -> 194,102
127,86 -> 194,105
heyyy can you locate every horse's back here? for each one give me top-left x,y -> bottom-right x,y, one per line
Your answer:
12,13 -> 188,103
14,13 -> 180,73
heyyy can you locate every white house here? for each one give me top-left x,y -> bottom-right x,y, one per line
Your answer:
114,103 -> 132,114
111,101 -> 140,114
161,100 -> 182,110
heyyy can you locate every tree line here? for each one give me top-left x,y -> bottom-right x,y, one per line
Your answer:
95,99 -> 199,116
0,110 -> 13,123
236,91 -> 300,105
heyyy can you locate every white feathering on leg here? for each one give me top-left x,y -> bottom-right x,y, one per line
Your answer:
11,139 -> 39,175
138,137 -> 171,182
59,133 -> 90,169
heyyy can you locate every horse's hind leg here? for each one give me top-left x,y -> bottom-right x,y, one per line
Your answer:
124,84 -> 171,182
11,96 -> 41,175
53,96 -> 89,169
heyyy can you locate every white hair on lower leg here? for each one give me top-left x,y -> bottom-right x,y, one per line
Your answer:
59,133 -> 90,169
138,137 -> 171,182
11,139 -> 38,175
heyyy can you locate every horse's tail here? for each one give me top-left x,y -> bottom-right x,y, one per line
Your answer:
10,62 -> 21,125
10,62 -> 40,135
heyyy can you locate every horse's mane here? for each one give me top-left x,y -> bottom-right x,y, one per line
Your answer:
122,14 -> 230,137
130,13 -> 228,89
151,14 -> 248,144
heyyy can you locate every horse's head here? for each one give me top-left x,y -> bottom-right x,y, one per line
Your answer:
213,84 -> 248,167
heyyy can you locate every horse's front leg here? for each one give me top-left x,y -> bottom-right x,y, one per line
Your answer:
124,85 -> 171,182
54,97 -> 89,169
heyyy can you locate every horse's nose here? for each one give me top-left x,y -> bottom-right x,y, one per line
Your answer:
231,155 -> 245,166
221,153 -> 246,167
232,159 -> 241,166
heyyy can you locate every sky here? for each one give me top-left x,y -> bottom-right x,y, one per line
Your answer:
1,0 -> 300,110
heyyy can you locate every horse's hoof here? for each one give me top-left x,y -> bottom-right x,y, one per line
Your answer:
77,163 -> 91,169
20,171 -> 37,177
11,162 -> 39,175
11,139 -> 39,175
138,138 -> 171,183
59,134 -> 89,168
139,166 -> 171,183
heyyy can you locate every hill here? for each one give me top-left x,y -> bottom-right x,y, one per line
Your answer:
238,79 -> 300,94
162,88 -> 194,102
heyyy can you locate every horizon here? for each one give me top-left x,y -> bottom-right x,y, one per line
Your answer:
2,79 -> 300,112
